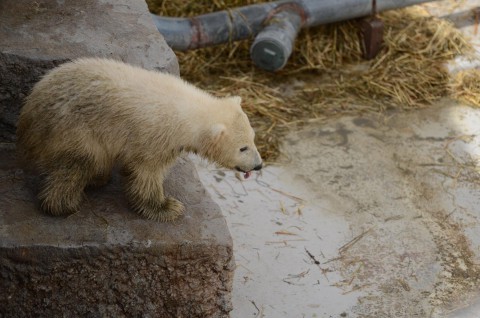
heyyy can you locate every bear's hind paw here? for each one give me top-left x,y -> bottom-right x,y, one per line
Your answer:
39,189 -> 82,216
40,199 -> 80,216
138,197 -> 185,222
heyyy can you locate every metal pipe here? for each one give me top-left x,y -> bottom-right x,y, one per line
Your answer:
152,0 -> 436,50
250,8 -> 303,71
151,3 -> 278,51
151,0 -> 437,70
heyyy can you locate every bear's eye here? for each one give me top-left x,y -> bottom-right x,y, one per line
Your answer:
240,146 -> 248,152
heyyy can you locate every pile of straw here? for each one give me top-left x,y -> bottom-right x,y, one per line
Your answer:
148,1 -> 475,162
450,70 -> 480,107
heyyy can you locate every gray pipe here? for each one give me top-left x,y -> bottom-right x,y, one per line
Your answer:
151,3 -> 278,51
251,9 -> 303,71
152,0 -> 437,70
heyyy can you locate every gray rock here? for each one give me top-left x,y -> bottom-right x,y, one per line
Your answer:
0,148 -> 234,317
0,0 -> 179,141
0,0 -> 234,317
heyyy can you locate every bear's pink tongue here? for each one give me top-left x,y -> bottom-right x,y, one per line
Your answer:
244,171 -> 251,179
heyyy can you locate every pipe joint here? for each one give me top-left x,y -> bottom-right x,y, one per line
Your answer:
250,9 -> 303,71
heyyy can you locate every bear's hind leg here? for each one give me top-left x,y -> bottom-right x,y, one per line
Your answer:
39,155 -> 96,216
124,165 -> 184,222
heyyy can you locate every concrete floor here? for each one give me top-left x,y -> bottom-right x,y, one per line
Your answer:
192,2 -> 480,317
192,102 -> 480,317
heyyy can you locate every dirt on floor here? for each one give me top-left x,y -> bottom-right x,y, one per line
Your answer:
190,1 -> 480,316
193,101 -> 480,317
282,102 -> 480,317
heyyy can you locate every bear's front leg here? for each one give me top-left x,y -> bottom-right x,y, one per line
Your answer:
123,165 -> 185,222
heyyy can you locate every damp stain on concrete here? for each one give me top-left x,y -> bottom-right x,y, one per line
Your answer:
193,103 -> 480,317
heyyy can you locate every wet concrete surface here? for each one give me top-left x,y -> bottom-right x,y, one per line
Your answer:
192,101 -> 480,317
191,1 -> 480,316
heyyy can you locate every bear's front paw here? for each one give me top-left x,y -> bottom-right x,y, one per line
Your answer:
136,196 -> 185,222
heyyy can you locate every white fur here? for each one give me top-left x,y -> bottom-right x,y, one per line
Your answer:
17,58 -> 262,220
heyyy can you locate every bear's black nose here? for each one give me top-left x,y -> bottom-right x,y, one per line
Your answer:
254,163 -> 263,171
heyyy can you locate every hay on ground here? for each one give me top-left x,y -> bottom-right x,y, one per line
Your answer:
450,69 -> 480,107
148,1 -> 476,162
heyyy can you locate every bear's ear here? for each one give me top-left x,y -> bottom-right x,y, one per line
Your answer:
211,123 -> 226,143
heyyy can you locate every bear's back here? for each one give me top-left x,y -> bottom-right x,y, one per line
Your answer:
16,58 -> 219,167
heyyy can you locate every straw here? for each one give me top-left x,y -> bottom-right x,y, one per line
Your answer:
148,1 -> 476,161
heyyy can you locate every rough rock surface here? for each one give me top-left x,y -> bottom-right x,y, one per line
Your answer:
0,0 -> 179,142
0,148 -> 234,317
0,1 -> 233,317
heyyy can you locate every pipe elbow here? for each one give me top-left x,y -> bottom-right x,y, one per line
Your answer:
250,9 -> 303,72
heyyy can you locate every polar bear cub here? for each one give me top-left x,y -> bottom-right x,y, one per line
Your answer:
17,58 -> 262,222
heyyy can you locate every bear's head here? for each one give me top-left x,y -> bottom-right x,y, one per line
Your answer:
201,96 -> 262,178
